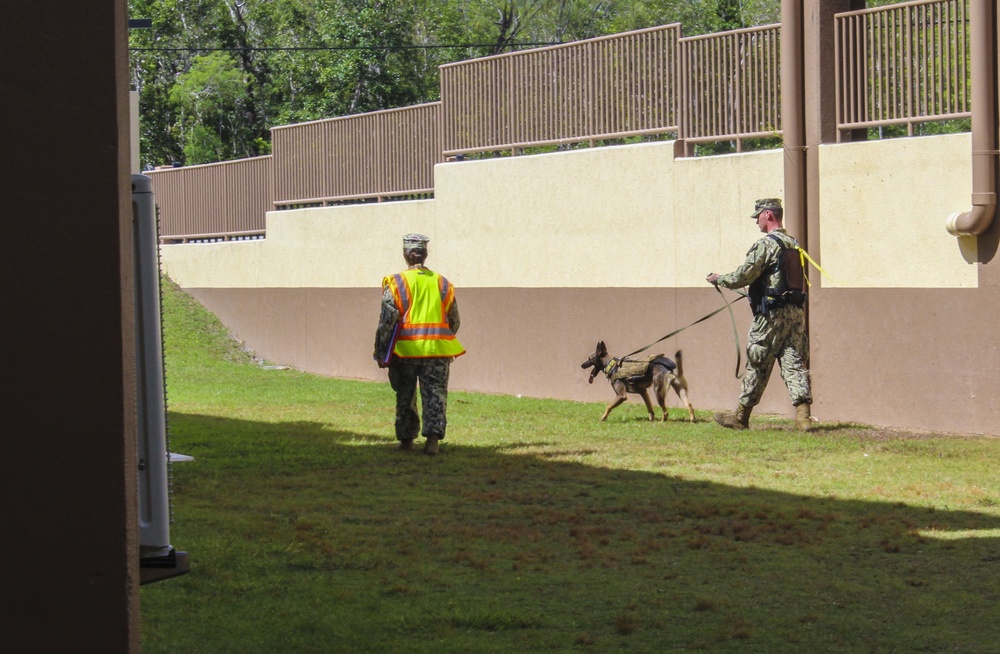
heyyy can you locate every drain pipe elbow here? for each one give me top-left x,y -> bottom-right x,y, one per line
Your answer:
946,193 -> 997,237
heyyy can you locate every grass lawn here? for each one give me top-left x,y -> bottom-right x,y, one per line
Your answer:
141,279 -> 1000,653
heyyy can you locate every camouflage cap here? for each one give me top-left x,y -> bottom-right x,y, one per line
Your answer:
402,233 -> 429,249
751,198 -> 782,218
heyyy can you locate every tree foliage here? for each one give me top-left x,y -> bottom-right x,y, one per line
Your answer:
129,0 -> 781,169
169,53 -> 249,163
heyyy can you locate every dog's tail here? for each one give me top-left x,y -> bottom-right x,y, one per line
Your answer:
674,350 -> 684,377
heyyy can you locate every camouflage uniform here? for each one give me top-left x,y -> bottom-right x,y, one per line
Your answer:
715,228 -> 812,409
374,283 -> 461,441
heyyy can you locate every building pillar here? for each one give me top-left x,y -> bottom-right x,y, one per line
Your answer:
796,0 -> 859,270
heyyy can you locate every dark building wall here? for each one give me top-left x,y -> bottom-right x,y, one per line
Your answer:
1,1 -> 139,651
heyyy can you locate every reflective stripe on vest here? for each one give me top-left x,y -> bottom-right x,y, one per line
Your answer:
386,268 -> 465,359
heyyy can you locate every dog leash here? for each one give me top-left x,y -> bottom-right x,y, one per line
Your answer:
718,286 -> 746,379
623,286 -> 747,379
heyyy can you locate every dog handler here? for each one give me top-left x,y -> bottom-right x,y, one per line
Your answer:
706,198 -> 813,431
374,233 -> 465,455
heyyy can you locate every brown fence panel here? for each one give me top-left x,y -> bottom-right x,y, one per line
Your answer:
271,103 -> 441,206
145,167 -> 187,240
679,24 -> 781,153
145,5 -> 982,241
835,0 -> 970,138
147,156 -> 271,243
440,25 -> 681,156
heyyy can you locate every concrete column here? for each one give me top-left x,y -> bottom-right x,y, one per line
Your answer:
800,0 -> 857,271
1,0 -> 139,651
781,0 -> 806,243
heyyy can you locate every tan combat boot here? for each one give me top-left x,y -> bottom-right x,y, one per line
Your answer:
795,403 -> 813,431
424,436 -> 440,456
714,404 -> 751,430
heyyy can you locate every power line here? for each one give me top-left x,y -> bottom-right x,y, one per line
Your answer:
129,42 -> 560,53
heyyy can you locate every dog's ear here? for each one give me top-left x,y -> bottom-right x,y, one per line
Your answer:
597,340 -> 605,350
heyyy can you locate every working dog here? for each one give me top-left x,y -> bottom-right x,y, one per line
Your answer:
581,341 -> 695,422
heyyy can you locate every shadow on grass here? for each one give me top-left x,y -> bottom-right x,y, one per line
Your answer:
143,412 -> 1000,654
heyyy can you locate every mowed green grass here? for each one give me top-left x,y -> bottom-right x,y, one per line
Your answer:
141,278 -> 1000,653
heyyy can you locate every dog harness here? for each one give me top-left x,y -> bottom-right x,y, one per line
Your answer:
602,354 -> 675,383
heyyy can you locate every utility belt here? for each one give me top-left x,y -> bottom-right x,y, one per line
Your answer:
753,288 -> 807,317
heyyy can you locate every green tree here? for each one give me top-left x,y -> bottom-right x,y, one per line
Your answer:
128,0 -> 783,168
169,52 -> 249,164
606,0 -> 778,36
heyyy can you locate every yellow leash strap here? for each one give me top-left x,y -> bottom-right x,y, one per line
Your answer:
796,246 -> 834,288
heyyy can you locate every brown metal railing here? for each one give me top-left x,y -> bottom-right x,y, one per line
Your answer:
150,5 -> 979,241
147,156 -> 271,243
440,25 -> 681,156
835,0 -> 970,139
271,103 -> 441,207
678,24 -> 782,153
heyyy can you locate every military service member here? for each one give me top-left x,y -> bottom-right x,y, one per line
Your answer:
706,198 -> 813,431
374,233 -> 465,454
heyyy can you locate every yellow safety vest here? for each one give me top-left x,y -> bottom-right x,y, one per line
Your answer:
383,268 -> 465,359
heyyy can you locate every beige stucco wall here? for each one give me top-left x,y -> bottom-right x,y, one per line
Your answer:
436,143 -> 785,288
161,141 -> 786,290
162,134 -> 976,293
818,134 -> 978,288
161,199 -> 436,288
